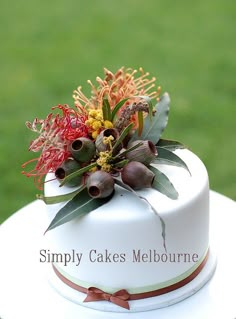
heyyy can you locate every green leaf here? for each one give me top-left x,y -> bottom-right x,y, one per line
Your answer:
114,178 -> 166,251
37,185 -> 85,205
137,111 -> 144,136
113,178 -> 134,192
60,162 -> 97,187
149,165 -> 179,200
112,141 -> 143,159
112,159 -> 129,168
153,147 -> 191,175
45,188 -> 113,233
111,98 -> 129,121
156,138 -> 186,151
133,93 -> 170,144
112,122 -> 133,153
102,98 -> 112,121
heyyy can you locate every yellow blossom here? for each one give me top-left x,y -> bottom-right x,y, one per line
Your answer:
101,164 -> 112,172
96,114 -> 103,121
88,109 -> 103,120
85,118 -> 93,126
103,135 -> 114,145
88,110 -> 98,117
92,130 -> 99,139
96,151 -> 112,172
92,120 -> 102,130
104,120 -> 113,129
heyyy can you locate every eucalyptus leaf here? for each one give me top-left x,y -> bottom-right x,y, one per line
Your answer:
111,98 -> 129,121
45,188 -> 113,233
60,162 -> 97,187
156,138 -> 186,151
153,147 -> 191,175
37,185 -> 85,205
132,93 -> 170,144
112,123 -> 133,152
137,111 -> 144,136
112,159 -> 129,168
112,141 -> 143,160
113,178 -> 135,193
102,98 -> 112,121
114,178 -> 166,251
149,165 -> 179,200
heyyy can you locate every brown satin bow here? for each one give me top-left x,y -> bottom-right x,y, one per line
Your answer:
84,287 -> 130,310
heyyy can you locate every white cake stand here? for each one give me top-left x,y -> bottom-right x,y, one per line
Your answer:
0,191 -> 235,319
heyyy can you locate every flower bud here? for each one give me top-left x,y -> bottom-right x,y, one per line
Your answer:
69,137 -> 96,163
121,161 -> 155,190
126,140 -> 157,165
87,170 -> 114,198
55,159 -> 82,187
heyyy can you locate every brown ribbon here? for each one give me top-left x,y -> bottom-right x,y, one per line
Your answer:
52,249 -> 209,310
84,287 -> 130,310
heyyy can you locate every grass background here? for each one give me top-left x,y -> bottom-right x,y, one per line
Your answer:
0,0 -> 235,223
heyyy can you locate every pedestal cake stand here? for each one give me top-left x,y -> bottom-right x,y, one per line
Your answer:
0,191 -> 235,319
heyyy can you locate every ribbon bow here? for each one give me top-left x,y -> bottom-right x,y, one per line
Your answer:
84,287 -> 130,310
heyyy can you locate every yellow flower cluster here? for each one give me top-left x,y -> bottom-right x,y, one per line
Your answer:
85,109 -> 113,139
96,151 -> 112,172
103,135 -> 114,151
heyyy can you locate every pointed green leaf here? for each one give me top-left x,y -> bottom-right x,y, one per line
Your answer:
137,111 -> 144,136
153,147 -> 191,175
111,98 -> 129,121
112,122 -> 133,152
156,138 -> 186,151
114,178 -> 135,193
112,141 -> 143,160
149,165 -> 179,199
60,162 -> 97,187
45,188 -> 113,233
37,185 -> 85,204
112,159 -> 129,168
132,93 -> 170,144
102,98 -> 112,121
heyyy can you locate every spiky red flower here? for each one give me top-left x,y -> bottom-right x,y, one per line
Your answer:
22,104 -> 89,188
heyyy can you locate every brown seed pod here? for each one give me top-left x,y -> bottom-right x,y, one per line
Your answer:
121,161 -> 155,190
87,170 -> 115,198
126,140 -> 157,165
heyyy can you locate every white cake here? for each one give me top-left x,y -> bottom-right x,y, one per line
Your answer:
44,148 -> 212,312
23,67 -> 216,312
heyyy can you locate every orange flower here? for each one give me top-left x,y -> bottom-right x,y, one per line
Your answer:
73,67 -> 161,110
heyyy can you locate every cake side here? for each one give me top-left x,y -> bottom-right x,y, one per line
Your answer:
44,149 -> 209,292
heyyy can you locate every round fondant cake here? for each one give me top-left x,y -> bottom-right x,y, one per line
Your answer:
44,148 -> 212,312
22,67 -> 216,312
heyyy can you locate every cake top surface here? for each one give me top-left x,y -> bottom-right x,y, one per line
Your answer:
22,67 -> 191,232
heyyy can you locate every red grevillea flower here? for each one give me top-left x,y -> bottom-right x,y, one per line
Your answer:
22,104 -> 89,188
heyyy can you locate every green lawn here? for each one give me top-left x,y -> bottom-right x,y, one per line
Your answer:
0,0 -> 235,223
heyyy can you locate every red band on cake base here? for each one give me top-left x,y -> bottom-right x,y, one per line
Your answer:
52,249 -> 209,310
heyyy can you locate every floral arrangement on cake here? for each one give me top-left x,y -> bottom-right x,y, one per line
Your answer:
22,67 -> 189,234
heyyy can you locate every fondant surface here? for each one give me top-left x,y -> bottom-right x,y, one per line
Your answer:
44,149 -> 210,300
